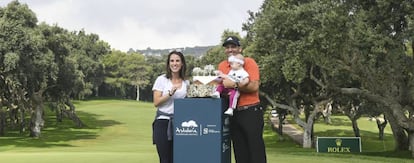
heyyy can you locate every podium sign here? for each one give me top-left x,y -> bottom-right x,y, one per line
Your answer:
316,137 -> 361,153
173,98 -> 231,163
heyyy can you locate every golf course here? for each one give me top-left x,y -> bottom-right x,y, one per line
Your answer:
0,99 -> 412,163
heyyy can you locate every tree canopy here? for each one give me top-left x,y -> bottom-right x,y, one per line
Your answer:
244,0 -> 414,155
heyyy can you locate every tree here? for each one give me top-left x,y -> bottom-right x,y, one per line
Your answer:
140,55 -> 165,101
0,1 -> 111,136
243,0 -> 336,148
38,23 -> 85,127
0,0 -> 53,137
102,50 -> 151,100
244,0 -> 414,154
124,52 -> 151,101
70,30 -> 110,99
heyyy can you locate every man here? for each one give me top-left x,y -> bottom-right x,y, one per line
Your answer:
218,36 -> 267,163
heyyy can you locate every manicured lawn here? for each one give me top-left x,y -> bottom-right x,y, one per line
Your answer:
0,99 -> 157,163
0,99 -> 412,162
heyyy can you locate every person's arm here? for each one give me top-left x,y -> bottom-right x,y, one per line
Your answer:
153,88 -> 176,107
153,90 -> 169,107
222,77 -> 257,92
239,80 -> 259,92
222,77 -> 236,88
238,77 -> 250,87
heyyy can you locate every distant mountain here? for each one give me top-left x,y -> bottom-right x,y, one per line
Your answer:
133,45 -> 215,57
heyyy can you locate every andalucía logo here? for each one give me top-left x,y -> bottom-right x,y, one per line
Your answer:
176,120 -> 199,136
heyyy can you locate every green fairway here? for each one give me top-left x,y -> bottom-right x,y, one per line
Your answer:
0,99 -> 412,163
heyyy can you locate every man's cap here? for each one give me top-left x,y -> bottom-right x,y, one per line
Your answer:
222,36 -> 240,47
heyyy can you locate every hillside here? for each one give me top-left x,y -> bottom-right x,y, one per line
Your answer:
133,45 -> 215,57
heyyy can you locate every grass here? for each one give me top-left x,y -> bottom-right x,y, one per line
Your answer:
0,99 -> 157,163
312,116 -> 395,151
0,99 -> 412,163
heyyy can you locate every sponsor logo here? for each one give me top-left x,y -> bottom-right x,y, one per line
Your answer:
176,120 -> 199,136
327,139 -> 351,152
175,120 -> 221,136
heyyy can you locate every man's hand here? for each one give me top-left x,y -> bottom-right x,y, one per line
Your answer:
216,71 -> 227,78
223,78 -> 259,93
222,78 -> 236,88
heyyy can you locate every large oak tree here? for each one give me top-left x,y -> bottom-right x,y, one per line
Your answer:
244,0 -> 414,156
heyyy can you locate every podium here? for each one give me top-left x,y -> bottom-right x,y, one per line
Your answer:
173,98 -> 231,163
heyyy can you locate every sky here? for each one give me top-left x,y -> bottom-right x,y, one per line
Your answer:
0,0 -> 264,52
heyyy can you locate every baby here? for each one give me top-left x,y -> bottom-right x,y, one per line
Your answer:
212,53 -> 249,116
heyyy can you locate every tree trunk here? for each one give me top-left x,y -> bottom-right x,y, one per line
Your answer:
54,103 -> 63,122
323,102 -> 332,124
277,113 -> 285,140
63,100 -> 83,127
16,88 -> 28,134
278,111 -> 286,131
303,108 -> 319,148
303,118 -> 314,148
351,119 -> 360,137
29,104 -> 44,137
268,114 -> 284,141
95,86 -> 99,97
136,84 -> 140,101
29,91 -> 45,138
340,88 -> 411,151
0,99 -> 4,136
8,106 -> 18,129
384,111 -> 408,151
19,107 -> 25,134
409,131 -> 414,157
304,108 -> 310,125
0,108 -> 6,136
278,123 -> 284,140
376,118 -> 387,140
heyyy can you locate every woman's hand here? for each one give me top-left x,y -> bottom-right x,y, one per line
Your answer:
169,87 -> 177,96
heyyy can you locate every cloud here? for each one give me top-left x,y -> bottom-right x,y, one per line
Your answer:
0,0 -> 263,51
181,120 -> 198,127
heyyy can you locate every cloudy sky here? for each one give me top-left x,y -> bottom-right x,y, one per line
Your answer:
0,0 -> 264,52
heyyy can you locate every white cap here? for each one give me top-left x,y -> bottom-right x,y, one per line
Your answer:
228,55 -> 244,65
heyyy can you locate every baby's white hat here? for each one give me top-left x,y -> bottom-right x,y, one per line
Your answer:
228,55 -> 244,65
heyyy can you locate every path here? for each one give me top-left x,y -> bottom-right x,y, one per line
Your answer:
269,116 -> 303,145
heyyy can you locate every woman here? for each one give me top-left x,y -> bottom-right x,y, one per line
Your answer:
152,50 -> 189,163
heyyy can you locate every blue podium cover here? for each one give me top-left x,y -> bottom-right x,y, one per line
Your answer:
173,98 -> 231,163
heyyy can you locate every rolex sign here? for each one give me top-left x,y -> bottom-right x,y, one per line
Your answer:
316,137 -> 361,153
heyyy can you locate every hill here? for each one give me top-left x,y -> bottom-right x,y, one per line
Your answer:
132,45 -> 215,57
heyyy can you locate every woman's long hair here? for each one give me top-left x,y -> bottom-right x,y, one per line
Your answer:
165,50 -> 187,80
